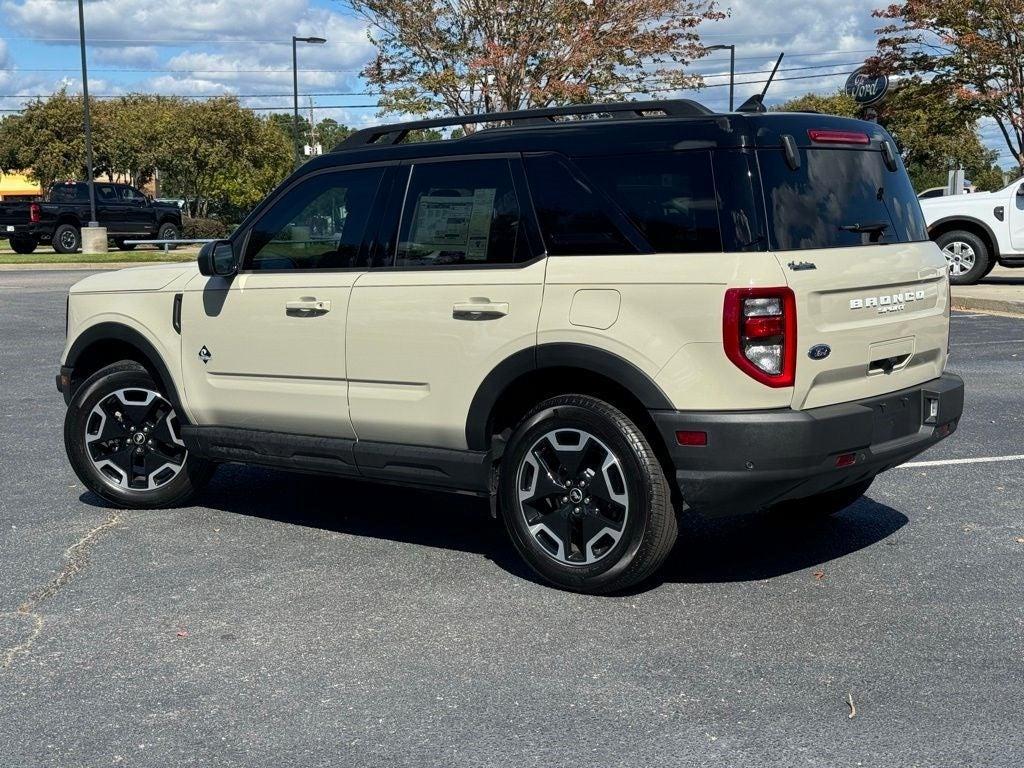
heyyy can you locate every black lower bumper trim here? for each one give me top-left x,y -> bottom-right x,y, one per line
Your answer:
652,373 -> 964,517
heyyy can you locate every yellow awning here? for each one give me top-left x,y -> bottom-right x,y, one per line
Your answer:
0,172 -> 43,197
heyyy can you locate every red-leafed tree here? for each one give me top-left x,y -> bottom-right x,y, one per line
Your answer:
342,0 -> 727,122
872,0 -> 1024,170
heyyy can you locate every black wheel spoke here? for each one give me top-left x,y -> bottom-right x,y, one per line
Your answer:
84,387 -> 187,490
519,428 -> 629,566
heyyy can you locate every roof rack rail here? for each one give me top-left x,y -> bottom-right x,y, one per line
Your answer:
333,99 -> 713,151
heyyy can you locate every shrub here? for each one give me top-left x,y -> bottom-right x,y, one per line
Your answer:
182,216 -> 231,239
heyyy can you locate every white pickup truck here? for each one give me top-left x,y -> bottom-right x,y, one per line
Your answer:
920,177 -> 1024,284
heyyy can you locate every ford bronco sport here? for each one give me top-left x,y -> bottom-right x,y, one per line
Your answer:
58,100 -> 964,593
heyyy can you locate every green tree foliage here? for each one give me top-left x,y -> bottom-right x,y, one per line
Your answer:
0,93 -> 292,221
777,83 -> 1005,191
342,0 -> 725,120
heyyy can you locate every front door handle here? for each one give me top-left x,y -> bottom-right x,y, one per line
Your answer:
286,298 -> 331,316
452,300 -> 509,321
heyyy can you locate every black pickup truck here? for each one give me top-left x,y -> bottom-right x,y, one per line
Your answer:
0,181 -> 183,253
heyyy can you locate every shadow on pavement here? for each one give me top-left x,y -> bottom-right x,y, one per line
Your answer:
81,465 -> 908,592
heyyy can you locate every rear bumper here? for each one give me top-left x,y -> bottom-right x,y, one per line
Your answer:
652,373 -> 964,517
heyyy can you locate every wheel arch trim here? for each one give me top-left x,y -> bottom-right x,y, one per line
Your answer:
465,343 -> 674,450
64,321 -> 188,418
928,215 -> 1000,258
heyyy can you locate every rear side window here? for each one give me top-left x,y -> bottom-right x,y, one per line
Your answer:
576,152 -> 722,253
396,158 -> 529,267
758,147 -> 928,250
524,154 -> 638,255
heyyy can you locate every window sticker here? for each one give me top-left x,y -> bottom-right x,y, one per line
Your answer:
407,188 -> 496,260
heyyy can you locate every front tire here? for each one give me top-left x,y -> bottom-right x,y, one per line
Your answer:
499,395 -> 678,594
9,236 -> 37,254
64,362 -> 213,509
52,223 -> 81,254
936,230 -> 991,285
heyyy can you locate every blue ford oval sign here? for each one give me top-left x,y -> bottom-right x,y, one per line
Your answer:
808,344 -> 832,361
845,67 -> 889,106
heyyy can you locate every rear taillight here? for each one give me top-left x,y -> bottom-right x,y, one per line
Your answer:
29,203 -> 40,223
723,287 -> 797,388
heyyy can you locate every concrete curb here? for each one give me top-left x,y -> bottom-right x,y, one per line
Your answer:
952,295 -> 1024,316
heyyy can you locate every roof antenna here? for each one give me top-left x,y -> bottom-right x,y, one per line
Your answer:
737,52 -> 784,113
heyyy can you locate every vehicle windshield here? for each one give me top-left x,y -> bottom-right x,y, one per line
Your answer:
758,147 -> 928,251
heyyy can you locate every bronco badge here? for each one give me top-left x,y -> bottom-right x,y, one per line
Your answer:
198,346 -> 212,364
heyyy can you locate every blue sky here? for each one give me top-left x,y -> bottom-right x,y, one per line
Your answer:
0,0 -> 1012,167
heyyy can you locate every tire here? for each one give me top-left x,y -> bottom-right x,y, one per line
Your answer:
499,395 -> 678,594
771,478 -> 874,520
52,223 -> 81,254
9,236 -> 37,254
64,361 -> 214,509
158,222 -> 180,250
935,230 -> 991,285
114,239 -> 137,251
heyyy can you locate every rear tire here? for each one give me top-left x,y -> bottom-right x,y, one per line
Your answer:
771,478 -> 874,519
936,230 -> 990,285
52,223 -> 81,254
499,395 -> 678,594
64,361 -> 214,509
9,236 -> 37,254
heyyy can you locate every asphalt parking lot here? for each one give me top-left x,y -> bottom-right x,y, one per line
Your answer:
1,270 -> 1022,767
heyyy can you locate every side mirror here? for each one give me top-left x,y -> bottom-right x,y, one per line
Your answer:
1016,185 -> 1024,198
198,240 -> 237,277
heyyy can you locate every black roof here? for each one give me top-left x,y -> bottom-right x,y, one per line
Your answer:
300,99 -> 891,174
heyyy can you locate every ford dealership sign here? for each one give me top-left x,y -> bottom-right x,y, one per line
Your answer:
845,67 -> 889,106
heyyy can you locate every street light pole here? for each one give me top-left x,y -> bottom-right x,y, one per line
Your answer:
705,44 -> 736,112
292,35 -> 327,168
77,0 -> 97,226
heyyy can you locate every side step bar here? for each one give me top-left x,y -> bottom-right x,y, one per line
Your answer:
180,426 -> 492,494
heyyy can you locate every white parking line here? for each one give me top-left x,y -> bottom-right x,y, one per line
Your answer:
953,338 -> 1024,346
899,455 -> 1024,468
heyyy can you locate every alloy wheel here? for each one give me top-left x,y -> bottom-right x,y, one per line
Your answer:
517,428 -> 629,566
84,387 -> 187,491
60,229 -> 79,251
942,241 -> 977,277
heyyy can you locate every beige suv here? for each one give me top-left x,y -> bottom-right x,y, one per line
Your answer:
58,100 -> 964,593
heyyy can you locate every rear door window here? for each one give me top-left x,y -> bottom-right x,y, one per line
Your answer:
523,154 -> 640,256
576,151 -> 722,253
758,147 -> 928,251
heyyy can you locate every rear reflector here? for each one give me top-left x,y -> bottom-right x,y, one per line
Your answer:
835,452 -> 858,468
675,430 -> 708,447
808,129 -> 870,145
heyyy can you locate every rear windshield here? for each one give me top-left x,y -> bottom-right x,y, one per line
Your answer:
49,183 -> 88,202
758,148 -> 928,251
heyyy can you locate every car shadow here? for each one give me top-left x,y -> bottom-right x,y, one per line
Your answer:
79,465 -> 908,593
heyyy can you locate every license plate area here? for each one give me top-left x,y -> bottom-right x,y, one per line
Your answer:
871,390 -> 921,444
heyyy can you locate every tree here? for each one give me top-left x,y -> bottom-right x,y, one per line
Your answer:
872,0 -> 1024,171
156,98 -> 291,218
342,0 -> 725,120
777,83 -> 1005,191
0,90 -> 92,188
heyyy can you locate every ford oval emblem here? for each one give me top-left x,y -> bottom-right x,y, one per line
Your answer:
808,344 -> 831,361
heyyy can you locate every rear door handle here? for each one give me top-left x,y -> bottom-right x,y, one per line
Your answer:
452,300 -> 509,321
286,298 -> 331,315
